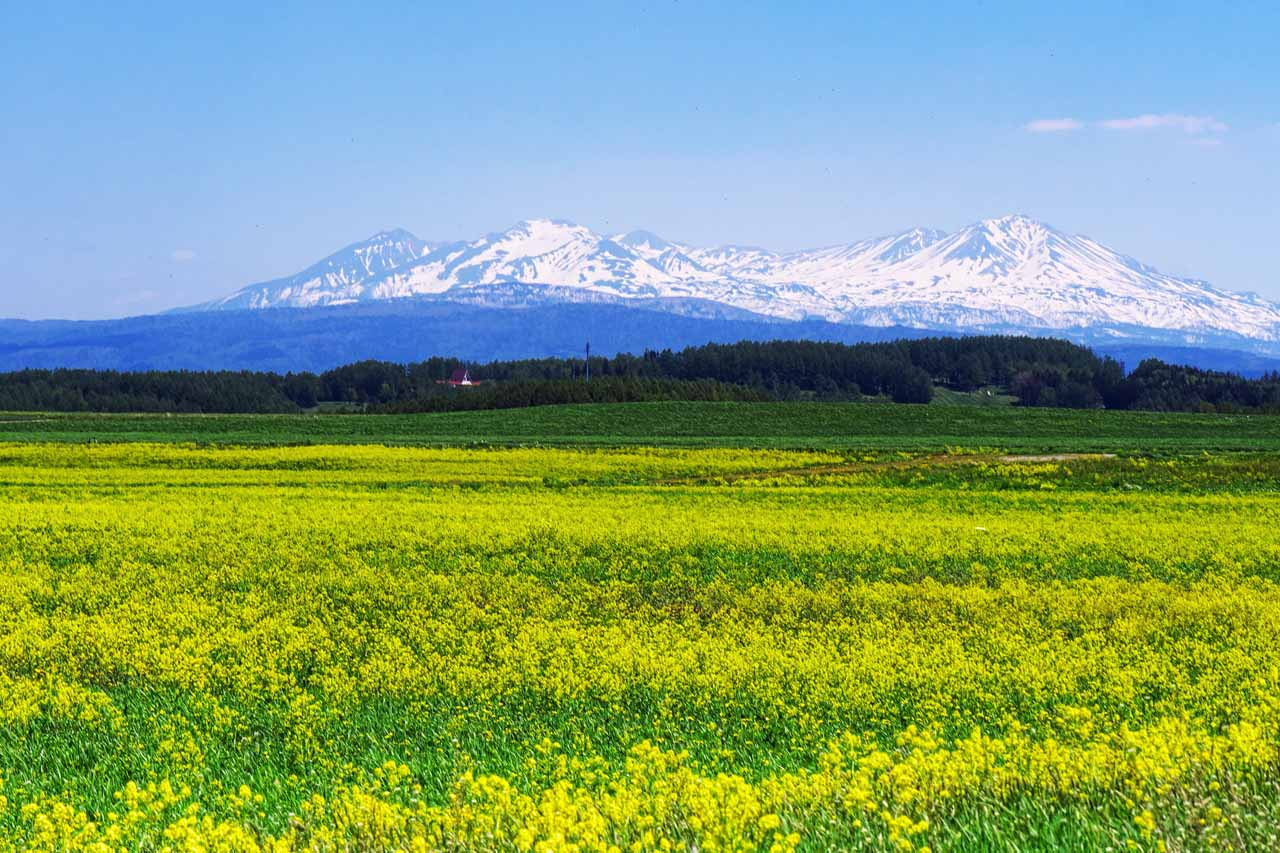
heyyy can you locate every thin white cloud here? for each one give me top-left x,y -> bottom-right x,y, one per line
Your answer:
1098,114 -> 1228,134
1185,137 -> 1224,148
1024,118 -> 1082,133
171,248 -> 197,263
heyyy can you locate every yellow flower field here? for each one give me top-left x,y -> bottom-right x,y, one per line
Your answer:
0,443 -> 1277,850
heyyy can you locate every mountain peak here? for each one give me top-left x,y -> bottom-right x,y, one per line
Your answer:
874,227 -> 948,262
616,229 -> 673,250
984,213 -> 1044,226
975,214 -> 1062,240
926,215 -> 1063,271
368,227 -> 420,243
509,218 -> 587,233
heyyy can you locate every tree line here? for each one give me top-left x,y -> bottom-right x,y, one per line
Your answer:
0,336 -> 1277,414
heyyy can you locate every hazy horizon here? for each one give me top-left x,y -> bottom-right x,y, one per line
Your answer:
3,1 -> 1277,320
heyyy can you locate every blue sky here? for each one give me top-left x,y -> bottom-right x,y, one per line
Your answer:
1,1 -> 1277,319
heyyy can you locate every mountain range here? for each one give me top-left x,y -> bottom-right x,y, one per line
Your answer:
192,215 -> 1280,354
3,215 -> 1278,374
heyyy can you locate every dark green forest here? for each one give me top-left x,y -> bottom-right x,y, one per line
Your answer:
1,336 -> 1279,415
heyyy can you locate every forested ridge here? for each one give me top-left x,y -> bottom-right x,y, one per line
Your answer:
1,336 -> 1278,414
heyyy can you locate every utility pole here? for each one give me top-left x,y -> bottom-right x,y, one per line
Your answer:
585,341 -> 590,381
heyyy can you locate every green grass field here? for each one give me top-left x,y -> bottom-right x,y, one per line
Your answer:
2,401 -> 1279,451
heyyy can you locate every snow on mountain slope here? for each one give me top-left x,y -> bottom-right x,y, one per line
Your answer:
364,220 -> 715,302
832,216 -> 1280,340
202,229 -> 434,310
194,216 -> 1280,347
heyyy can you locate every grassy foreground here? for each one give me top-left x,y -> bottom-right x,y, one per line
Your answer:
0,442 -> 1278,850
2,401 -> 1280,450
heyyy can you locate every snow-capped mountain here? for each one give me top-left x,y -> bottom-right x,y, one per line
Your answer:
196,216 -> 1280,349
202,229 -> 437,310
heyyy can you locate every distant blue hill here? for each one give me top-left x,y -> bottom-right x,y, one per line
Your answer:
1,300 -> 1278,377
0,301 -> 921,373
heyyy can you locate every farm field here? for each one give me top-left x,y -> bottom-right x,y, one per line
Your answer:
3,401 -> 1280,451
1,436 -> 1279,851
